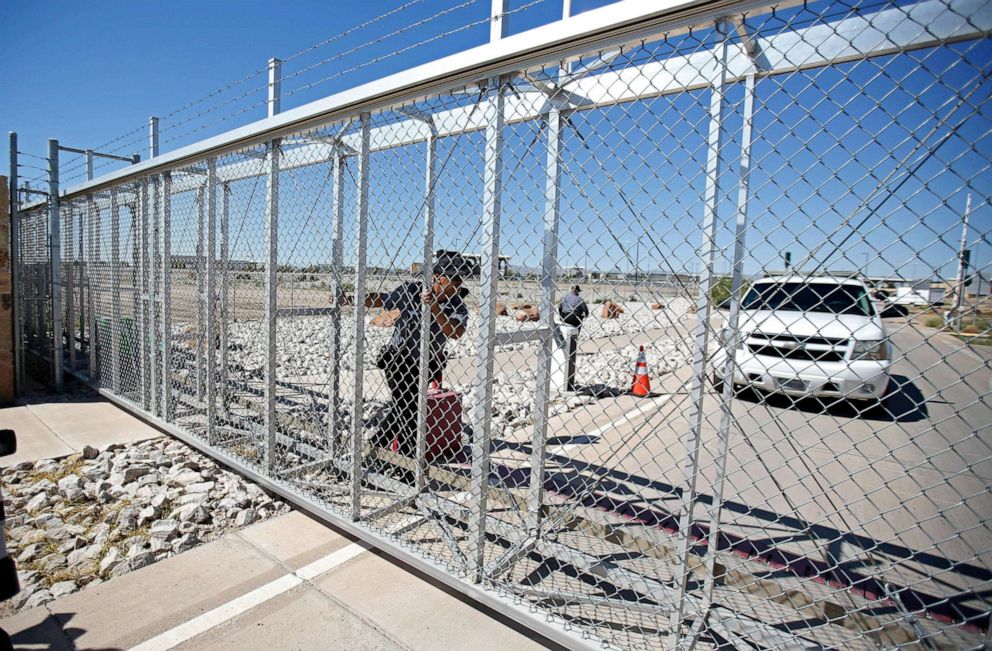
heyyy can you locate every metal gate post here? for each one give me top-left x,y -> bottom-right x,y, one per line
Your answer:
265,140 -> 280,471
670,18 -> 729,647
220,182 -> 230,411
527,105 -> 563,532
86,195 -> 97,382
469,77 -> 505,581
110,186 -> 121,395
160,172 -> 173,421
415,123 -> 437,490
350,115 -> 371,520
48,139 -> 64,390
8,133 -> 23,396
66,205 -> 76,372
137,179 -> 149,408
195,186 -> 206,403
328,153 -> 345,458
149,177 -> 159,416
205,159 -> 217,443
704,72 -> 755,608
77,202 -> 84,359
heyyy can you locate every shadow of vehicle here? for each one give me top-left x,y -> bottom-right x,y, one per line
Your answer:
731,374 -> 928,422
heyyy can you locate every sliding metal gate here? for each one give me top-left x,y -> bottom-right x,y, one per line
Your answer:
11,0 -> 992,647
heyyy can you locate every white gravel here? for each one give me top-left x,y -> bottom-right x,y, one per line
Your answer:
1,438 -> 290,613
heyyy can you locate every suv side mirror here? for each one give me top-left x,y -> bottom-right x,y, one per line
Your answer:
0,430 -> 17,457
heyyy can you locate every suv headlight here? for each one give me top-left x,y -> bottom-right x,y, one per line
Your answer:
851,339 -> 889,361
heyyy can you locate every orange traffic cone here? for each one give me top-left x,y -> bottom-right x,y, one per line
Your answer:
630,345 -> 651,397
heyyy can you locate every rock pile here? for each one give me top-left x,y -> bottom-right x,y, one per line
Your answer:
1,438 -> 289,613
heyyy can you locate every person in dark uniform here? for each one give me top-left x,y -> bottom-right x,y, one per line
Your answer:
352,252 -> 470,456
558,285 -> 589,328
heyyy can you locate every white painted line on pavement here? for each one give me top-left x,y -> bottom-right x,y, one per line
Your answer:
130,515 -> 421,650
556,394 -> 673,453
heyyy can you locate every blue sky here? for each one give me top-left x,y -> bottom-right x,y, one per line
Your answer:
3,0 -> 989,283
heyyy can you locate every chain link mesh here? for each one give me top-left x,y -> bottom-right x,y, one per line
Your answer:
12,0 -> 992,647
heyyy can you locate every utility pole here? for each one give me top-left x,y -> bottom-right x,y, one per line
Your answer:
952,193 -> 971,330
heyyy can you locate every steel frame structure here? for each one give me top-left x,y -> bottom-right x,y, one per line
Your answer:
8,0 -> 991,647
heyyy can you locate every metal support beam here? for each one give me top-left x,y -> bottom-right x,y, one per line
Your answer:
149,177 -> 159,415
415,124 -> 437,491
149,117 -> 160,159
350,115 -> 371,520
527,105 -> 563,533
952,193 -> 972,330
265,140 -> 280,471
86,195 -> 97,382
268,58 -> 283,118
110,186 -> 121,395
469,77 -> 505,581
195,186 -> 206,403
328,154 -> 345,458
86,151 -> 94,181
205,159 -> 217,443
705,72 -> 754,609
670,18 -> 730,648
220,182 -> 230,410
160,172 -> 172,421
138,180 -> 149,408
48,139 -> 64,390
9,133 -> 23,396
66,205 -> 76,372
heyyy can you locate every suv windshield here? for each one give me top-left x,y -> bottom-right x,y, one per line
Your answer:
742,282 -> 873,316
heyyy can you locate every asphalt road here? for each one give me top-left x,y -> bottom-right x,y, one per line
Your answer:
487,319 -> 991,627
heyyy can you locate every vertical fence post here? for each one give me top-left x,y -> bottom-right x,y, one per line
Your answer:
350,115 -> 371,520
195,186 -> 206,403
66,204 -> 76,372
265,140 -> 280,471
77,198 -> 84,359
8,133 -> 22,396
469,77 -> 504,581
527,104 -> 563,533
952,193 -> 972,330
160,172 -> 172,421
328,153 -> 345,458
149,117 -> 160,159
490,0 -> 509,41
670,18 -> 729,646
137,180 -> 149,408
268,58 -> 282,118
220,182 -> 229,412
86,195 -> 97,382
110,186 -> 121,395
148,177 -> 159,416
48,139 -> 63,390
206,159 -> 217,443
415,123 -> 437,490
703,72 -> 755,610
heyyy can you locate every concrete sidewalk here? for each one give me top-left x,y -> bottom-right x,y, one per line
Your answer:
1,510 -> 549,651
0,398 -> 162,464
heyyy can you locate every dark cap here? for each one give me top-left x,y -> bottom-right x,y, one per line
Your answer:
433,251 -> 472,280
572,285 -> 581,293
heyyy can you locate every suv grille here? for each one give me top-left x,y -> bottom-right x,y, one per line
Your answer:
747,333 -> 848,362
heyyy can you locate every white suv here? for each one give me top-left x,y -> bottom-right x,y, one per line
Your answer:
714,275 -> 891,402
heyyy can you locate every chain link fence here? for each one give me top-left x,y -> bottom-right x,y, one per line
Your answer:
11,0 -> 992,647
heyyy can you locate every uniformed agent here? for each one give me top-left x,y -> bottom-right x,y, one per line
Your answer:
558,285 -> 589,328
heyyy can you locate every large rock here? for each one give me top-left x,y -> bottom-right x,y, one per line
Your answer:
170,471 -> 204,487
234,509 -> 257,528
25,493 -> 49,514
514,306 -> 539,322
601,301 -> 624,319
123,464 -> 152,483
57,475 -> 83,494
172,533 -> 199,554
128,551 -> 156,571
99,547 -> 123,575
50,581 -> 78,599
149,520 -> 180,542
174,504 -> 210,524
185,481 -> 215,494
24,589 -> 54,609
36,553 -> 67,573
370,309 -> 401,328
16,543 -> 44,564
82,445 -> 99,460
